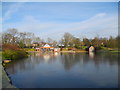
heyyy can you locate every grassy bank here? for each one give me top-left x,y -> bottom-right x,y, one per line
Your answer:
2,44 -> 28,62
0,51 -> 17,89
2,50 -> 28,61
60,50 -> 87,52
23,48 -> 36,52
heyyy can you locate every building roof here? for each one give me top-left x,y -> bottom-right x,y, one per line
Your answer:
40,44 -> 54,48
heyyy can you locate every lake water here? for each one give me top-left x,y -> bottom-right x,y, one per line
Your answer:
5,52 -> 119,88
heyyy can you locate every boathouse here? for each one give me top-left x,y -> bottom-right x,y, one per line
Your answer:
88,46 -> 95,52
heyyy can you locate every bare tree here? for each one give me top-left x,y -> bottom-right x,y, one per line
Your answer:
47,37 -> 53,43
62,32 -> 74,47
7,28 -> 18,44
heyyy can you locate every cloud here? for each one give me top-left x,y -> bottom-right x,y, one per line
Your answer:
45,13 -> 117,39
3,3 -> 24,21
3,13 -> 118,41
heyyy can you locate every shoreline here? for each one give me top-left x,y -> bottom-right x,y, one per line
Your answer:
27,50 -> 87,53
60,50 -> 87,53
27,50 -> 120,53
1,61 -> 18,89
1,49 -> 119,89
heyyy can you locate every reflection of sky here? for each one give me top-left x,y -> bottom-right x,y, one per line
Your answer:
2,2 -> 118,40
5,52 -> 118,88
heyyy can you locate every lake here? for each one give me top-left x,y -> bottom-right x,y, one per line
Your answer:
5,52 -> 119,88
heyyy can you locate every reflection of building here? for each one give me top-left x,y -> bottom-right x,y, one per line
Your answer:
36,48 -> 40,51
89,52 -> 95,59
54,48 -> 60,52
43,55 -> 50,61
54,52 -> 60,56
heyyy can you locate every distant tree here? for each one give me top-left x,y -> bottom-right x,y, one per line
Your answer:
91,36 -> 101,47
25,32 -> 35,47
2,28 -> 18,44
115,36 -> 120,49
18,32 -> 26,47
107,36 -> 113,48
7,28 -> 18,44
34,37 -> 41,43
47,37 -> 53,43
52,40 -> 57,47
59,38 -> 64,46
0,33 -> 1,43
62,32 -> 74,47
72,38 -> 81,48
19,41 -> 24,48
83,38 -> 90,46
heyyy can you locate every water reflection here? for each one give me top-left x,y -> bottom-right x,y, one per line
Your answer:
89,52 -> 95,59
6,52 -> 118,74
5,52 -> 119,88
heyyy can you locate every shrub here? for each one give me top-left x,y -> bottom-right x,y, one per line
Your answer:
3,44 -> 20,51
2,44 -> 28,60
2,50 -> 28,60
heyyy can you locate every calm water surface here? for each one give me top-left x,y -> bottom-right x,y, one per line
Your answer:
5,52 -> 119,88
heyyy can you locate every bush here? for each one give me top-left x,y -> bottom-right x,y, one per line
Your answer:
79,46 -> 87,50
2,44 -> 28,60
2,50 -> 28,60
3,44 -> 20,51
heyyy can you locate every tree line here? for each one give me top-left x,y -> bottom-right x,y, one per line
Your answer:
59,32 -> 119,50
1,28 -> 120,49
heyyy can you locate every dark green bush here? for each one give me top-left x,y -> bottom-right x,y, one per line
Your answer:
2,50 -> 28,60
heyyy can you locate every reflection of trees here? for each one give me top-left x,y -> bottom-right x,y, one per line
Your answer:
6,57 -> 36,74
5,52 -> 61,74
91,52 -> 119,68
60,53 -> 85,70
5,52 -> 119,74
60,52 -> 119,70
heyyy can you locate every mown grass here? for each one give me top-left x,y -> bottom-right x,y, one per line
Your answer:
24,48 -> 36,52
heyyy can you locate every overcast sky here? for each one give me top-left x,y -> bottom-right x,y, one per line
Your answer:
2,2 -> 118,41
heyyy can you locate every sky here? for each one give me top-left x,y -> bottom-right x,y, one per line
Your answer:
2,2 -> 118,41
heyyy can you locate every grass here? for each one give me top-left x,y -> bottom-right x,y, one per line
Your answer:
24,48 -> 36,52
110,50 -> 120,53
0,51 -> 2,62
0,51 -> 2,57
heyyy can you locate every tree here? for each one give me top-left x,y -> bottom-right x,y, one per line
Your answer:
34,37 -> 41,43
7,28 -> 18,44
0,33 -> 1,43
47,37 -> 53,43
18,32 -> 26,47
115,36 -> 120,49
62,32 -> 74,47
83,38 -> 90,46
73,38 -> 81,48
25,32 -> 34,47
52,40 -> 57,47
2,28 -> 18,44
